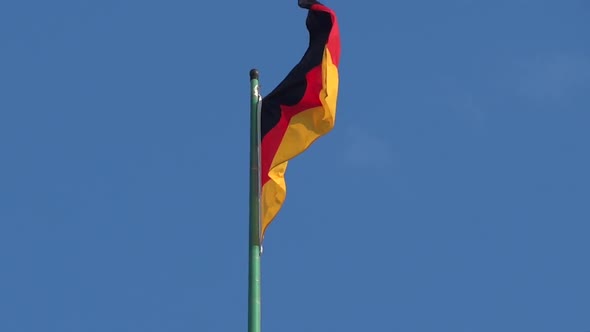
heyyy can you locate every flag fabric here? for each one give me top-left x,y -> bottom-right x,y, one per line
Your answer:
259,0 -> 340,240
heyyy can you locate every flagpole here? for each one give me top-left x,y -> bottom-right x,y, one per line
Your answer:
248,68 -> 262,332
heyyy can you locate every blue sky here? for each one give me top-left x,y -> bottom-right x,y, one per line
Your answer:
1,0 -> 589,331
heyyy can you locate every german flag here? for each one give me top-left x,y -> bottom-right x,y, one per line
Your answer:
260,0 -> 340,239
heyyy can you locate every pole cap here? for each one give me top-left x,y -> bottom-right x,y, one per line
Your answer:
249,68 -> 259,80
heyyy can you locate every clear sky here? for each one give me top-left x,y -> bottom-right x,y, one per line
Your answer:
1,1 -> 589,331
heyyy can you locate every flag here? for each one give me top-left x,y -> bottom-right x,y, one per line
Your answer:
260,0 -> 341,239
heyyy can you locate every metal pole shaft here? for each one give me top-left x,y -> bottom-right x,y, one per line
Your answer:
248,68 -> 262,332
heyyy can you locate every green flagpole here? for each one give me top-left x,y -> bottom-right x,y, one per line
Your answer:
248,68 -> 262,332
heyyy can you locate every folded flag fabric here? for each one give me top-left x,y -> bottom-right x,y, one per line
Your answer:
259,0 -> 341,240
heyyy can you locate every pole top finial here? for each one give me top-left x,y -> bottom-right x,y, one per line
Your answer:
249,68 -> 259,80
